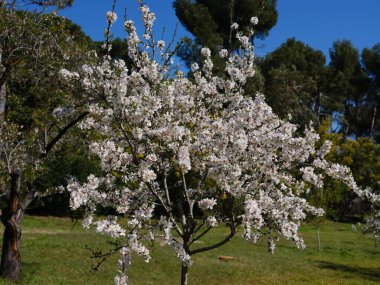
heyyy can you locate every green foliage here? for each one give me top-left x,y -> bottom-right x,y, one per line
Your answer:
362,44 -> 380,140
263,64 -> 317,126
1,10 -> 93,128
0,8 -> 95,216
334,138 -> 380,191
263,38 -> 326,77
327,40 -> 371,138
1,0 -> 74,9
261,38 -> 326,127
174,0 -> 278,49
363,44 -> 380,86
28,140 -> 101,217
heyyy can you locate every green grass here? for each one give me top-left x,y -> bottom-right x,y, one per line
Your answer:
0,216 -> 379,284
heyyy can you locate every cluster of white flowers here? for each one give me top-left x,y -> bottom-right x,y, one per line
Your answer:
206,216 -> 218,227
156,40 -> 165,51
219,49 -> 228,58
178,146 -> 191,173
364,210 -> 380,242
198,198 -> 217,210
59,68 -> 79,80
106,11 -> 117,25
231,22 -> 239,30
62,2 -> 380,284
94,216 -> 126,238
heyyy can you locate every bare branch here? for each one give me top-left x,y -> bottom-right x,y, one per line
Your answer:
189,223 -> 236,255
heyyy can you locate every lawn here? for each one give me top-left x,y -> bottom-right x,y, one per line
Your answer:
0,216 -> 379,284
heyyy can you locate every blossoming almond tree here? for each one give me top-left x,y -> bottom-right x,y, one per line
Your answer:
63,2 -> 379,284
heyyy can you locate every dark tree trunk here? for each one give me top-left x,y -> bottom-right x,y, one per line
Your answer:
314,92 -> 321,124
370,101 -> 377,138
181,263 -> 189,285
343,100 -> 350,141
0,46 -> 6,123
0,170 -> 22,280
0,81 -> 6,123
339,194 -> 356,222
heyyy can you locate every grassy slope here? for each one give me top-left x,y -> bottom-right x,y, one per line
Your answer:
0,216 -> 378,285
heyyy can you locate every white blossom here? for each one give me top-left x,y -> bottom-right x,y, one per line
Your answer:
201,47 -> 211,57
191,62 -> 199,72
94,216 -> 126,238
106,11 -> 117,24
157,40 -> 165,51
178,146 -> 191,172
198,198 -> 217,210
231,22 -> 239,30
206,216 -> 218,227
250,16 -> 259,25
124,20 -> 135,32
219,49 -> 228,58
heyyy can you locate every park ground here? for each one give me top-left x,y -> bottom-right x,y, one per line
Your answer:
0,216 -> 379,285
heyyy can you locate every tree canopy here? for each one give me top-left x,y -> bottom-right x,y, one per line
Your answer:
173,0 -> 278,69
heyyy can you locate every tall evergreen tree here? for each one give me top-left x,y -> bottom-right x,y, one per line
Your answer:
327,40 -> 370,139
261,38 -> 327,127
173,0 -> 278,68
362,43 -> 380,141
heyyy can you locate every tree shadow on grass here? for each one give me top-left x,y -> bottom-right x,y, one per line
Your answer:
316,261 -> 380,282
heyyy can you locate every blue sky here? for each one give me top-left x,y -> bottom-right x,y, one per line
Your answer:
60,0 -> 380,62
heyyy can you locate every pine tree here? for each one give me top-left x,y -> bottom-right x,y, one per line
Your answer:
362,44 -> 380,141
327,40 -> 370,139
174,0 -> 278,68
261,38 -> 327,127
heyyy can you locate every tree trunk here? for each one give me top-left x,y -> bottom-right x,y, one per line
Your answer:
181,263 -> 189,285
0,81 -> 6,123
343,100 -> 350,141
0,170 -> 22,280
370,101 -> 377,138
316,223 -> 321,252
339,195 -> 355,222
0,47 -> 6,123
314,92 -> 321,124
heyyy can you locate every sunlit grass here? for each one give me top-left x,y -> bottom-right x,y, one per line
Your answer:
0,216 -> 378,284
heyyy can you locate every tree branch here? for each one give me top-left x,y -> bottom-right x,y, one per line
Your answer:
42,111 -> 89,158
190,226 -> 211,244
189,223 -> 236,255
